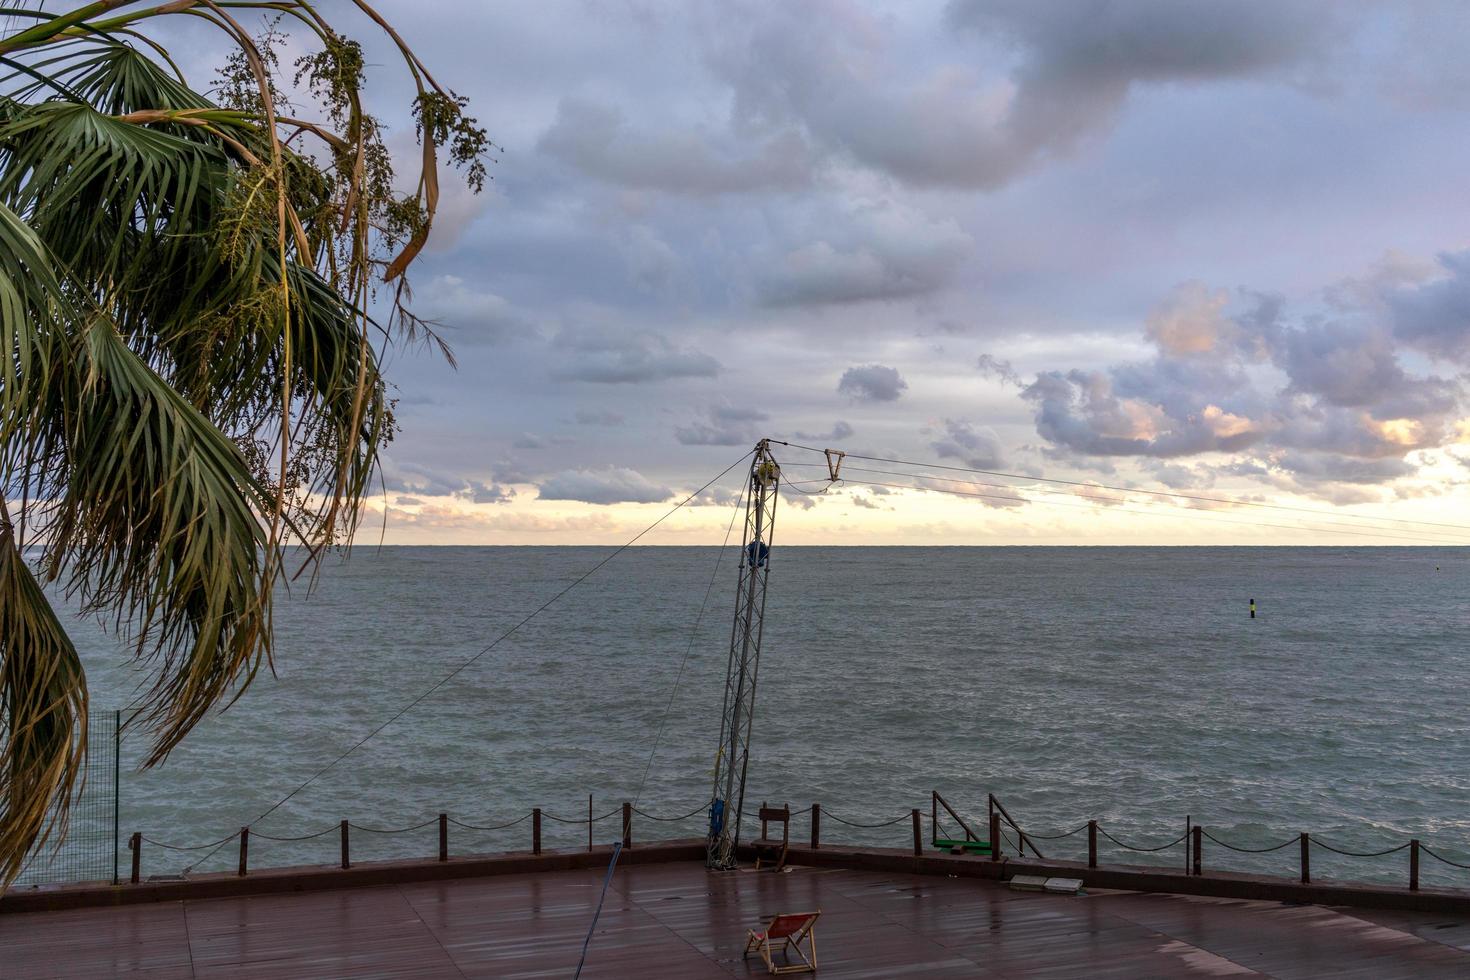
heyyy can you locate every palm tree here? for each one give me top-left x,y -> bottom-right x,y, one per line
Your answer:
0,1 -> 490,885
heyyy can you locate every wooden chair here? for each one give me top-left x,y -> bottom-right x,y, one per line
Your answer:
753,803 -> 790,871
744,910 -> 820,975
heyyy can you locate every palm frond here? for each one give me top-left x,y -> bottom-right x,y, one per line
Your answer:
0,525 -> 87,887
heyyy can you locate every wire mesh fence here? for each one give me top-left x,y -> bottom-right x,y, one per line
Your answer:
13,709 -> 119,886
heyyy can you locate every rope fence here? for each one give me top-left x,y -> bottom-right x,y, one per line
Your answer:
106,791 -> 1470,898
983,791 -> 1470,894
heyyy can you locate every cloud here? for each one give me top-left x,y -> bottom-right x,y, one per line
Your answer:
703,0 -> 1333,191
793,420 -> 855,442
930,418 -> 1005,469
464,481 -> 516,504
549,327 -> 720,383
1386,249 -> 1470,365
536,467 -> 674,504
976,354 -> 1023,387
511,432 -> 575,450
418,275 -> 536,345
538,96 -> 816,194
1021,262 -> 1469,491
381,462 -> 516,504
757,199 -> 973,306
572,409 -> 626,426
675,405 -> 769,446
838,364 -> 908,402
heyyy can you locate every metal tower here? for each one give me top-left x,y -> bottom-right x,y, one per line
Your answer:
706,440 -> 780,870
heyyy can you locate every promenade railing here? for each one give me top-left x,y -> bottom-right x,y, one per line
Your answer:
107,790 -> 1470,895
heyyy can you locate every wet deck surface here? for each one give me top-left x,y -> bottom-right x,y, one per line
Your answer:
5,861 -> 1470,978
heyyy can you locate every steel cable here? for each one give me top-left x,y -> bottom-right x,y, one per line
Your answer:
139,831 -> 240,852
1098,827 -> 1189,852
1310,839 -> 1410,858
1418,844 -> 1470,870
821,810 -> 910,829
1200,830 -> 1298,853
349,818 -> 440,835
446,813 -> 532,832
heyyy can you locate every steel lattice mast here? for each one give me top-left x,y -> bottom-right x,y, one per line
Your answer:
706,440 -> 780,870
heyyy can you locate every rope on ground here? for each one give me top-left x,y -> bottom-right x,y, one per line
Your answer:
446,813 -> 532,833
822,810 -> 910,829
1200,830 -> 1299,854
349,817 -> 440,835
140,831 -> 241,852
1098,827 -> 1188,853
1420,844 -> 1470,870
574,842 -> 623,980
252,826 -> 340,842
1310,838 -> 1410,858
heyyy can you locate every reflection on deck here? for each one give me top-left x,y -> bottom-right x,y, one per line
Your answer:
5,857 -> 1470,978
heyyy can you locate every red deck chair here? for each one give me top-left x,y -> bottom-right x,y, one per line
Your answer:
744,910 -> 820,975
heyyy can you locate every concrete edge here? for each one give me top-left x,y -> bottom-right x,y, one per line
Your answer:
7,838 -> 1468,916
0,839 -> 706,914
767,844 -> 1470,914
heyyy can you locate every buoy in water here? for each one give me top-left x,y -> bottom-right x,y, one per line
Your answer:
1249,598 -> 1256,619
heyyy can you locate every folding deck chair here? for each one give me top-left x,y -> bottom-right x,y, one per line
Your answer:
753,803 -> 790,871
744,910 -> 820,975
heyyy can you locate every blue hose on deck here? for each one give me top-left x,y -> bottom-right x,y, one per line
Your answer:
574,841 -> 624,978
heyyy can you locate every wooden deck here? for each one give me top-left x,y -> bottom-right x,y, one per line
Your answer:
5,860 -> 1470,978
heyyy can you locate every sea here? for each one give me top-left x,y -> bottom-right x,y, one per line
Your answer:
20,546 -> 1470,889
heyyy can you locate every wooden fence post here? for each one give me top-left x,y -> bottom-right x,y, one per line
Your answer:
622,801 -> 632,849
129,832 -> 141,884
439,813 -> 448,862
1088,821 -> 1097,869
811,803 -> 821,849
990,812 -> 1001,862
911,809 -> 922,856
1192,825 -> 1202,876
340,820 -> 350,870
533,808 -> 542,856
237,827 -> 249,877
1299,833 -> 1310,884
1410,839 -> 1420,892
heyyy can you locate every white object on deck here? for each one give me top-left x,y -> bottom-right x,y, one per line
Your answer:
1043,877 -> 1084,894
1008,875 -> 1083,895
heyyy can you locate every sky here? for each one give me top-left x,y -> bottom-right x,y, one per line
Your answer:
197,2 -> 1470,543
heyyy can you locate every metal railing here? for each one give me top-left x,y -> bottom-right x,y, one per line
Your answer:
13,709 -> 119,886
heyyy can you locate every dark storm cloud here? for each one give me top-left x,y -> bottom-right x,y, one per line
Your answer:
548,327 -> 720,384
837,364 -> 908,402
675,406 -> 770,446
536,467 -> 674,504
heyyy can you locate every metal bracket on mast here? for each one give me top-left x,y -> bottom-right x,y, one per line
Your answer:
706,440 -> 780,870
